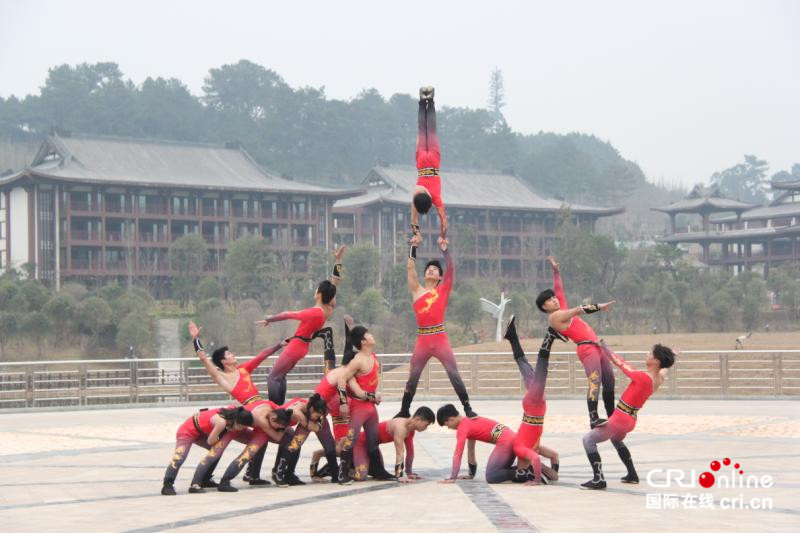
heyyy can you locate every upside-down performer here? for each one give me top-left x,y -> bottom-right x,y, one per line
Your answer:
161,406 -> 254,495
257,245 -> 346,405
411,86 -> 447,242
536,256 -> 615,428
396,237 -> 476,419
580,341 -> 675,489
503,317 -> 561,485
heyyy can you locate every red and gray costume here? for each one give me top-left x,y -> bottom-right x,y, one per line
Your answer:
449,416 -> 517,483
582,345 -> 652,484
552,269 -> 615,423
353,420 -> 416,480
264,307 -> 326,404
399,249 -> 473,416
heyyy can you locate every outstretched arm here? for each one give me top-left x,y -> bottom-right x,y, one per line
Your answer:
259,307 -> 318,326
599,341 -> 637,378
189,322 -> 232,393
393,431 -> 409,482
549,257 -> 568,309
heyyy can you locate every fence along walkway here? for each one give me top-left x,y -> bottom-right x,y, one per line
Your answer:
1,350 -> 799,409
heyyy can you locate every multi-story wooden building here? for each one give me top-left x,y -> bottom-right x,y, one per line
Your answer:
331,165 -> 623,285
654,182 -> 800,275
0,133 -> 360,288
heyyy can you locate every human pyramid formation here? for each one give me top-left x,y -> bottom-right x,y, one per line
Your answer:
161,87 -> 677,496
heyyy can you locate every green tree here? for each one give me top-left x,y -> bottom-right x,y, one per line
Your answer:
451,284 -> 482,333
116,312 -> 153,356
44,294 -> 76,337
197,298 -> 226,346
169,234 -> 208,274
683,292 -> 710,332
78,297 -> 113,344
709,290 -> 736,331
196,277 -> 223,301
656,289 -> 678,333
710,155 -> 770,203
21,311 -> 50,357
237,298 -> 263,354
340,243 -> 380,297
351,288 -> 384,326
223,235 -> 277,303
0,312 -> 18,359
21,282 -> 50,312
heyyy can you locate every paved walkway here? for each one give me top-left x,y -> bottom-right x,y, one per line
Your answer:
0,399 -> 798,532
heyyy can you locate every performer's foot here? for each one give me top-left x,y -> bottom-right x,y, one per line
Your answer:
621,473 -> 639,484
312,327 -> 334,351
344,314 -> 355,331
287,473 -> 306,486
199,477 -> 219,489
246,477 -> 271,486
420,86 -> 434,101
590,417 -> 608,429
316,462 -> 331,478
580,479 -> 607,490
547,326 -> 568,343
464,405 -> 479,419
217,480 -> 238,492
272,468 -> 289,488
188,483 -> 205,494
503,315 -> 517,342
161,482 -> 176,496
394,409 -> 411,419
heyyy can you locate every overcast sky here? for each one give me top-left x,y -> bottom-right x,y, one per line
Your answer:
1,0 -> 797,187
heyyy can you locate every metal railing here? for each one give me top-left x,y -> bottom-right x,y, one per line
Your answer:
1,350 -> 798,409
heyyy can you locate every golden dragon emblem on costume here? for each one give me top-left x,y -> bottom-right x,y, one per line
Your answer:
419,289 -> 439,314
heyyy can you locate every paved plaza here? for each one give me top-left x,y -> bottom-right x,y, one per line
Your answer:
1,399 -> 798,532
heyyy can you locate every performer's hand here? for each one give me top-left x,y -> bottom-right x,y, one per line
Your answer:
397,476 -> 411,484
372,391 -> 382,405
457,474 -> 474,480
410,234 -> 422,246
280,338 -> 290,348
188,321 -> 201,339
333,245 -> 346,263
439,478 -> 456,484
339,403 -> 349,418
256,316 -> 272,327
598,300 -> 616,312
438,236 -> 448,251
546,256 -> 559,271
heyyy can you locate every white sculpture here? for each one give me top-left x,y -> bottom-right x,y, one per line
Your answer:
480,291 -> 512,343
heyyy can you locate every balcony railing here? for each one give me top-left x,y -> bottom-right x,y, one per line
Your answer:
70,230 -> 102,241
70,259 -> 102,270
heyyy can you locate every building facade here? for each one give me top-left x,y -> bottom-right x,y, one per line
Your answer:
0,134 -> 360,288
331,166 -> 623,285
654,182 -> 800,275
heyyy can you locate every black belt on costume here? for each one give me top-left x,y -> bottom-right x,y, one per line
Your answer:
417,167 -> 439,177
291,335 -> 313,343
616,399 -> 640,418
576,340 -> 600,347
192,413 -> 204,434
332,415 -> 349,426
521,414 -> 544,426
